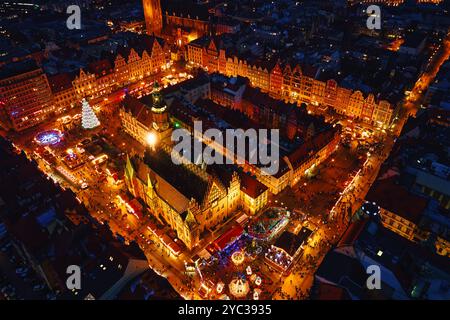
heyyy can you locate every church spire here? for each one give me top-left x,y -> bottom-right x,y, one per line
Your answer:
150,81 -> 169,132
124,154 -> 135,181
151,81 -> 166,113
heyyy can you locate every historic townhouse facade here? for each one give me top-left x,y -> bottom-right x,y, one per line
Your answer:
119,95 -> 153,146
73,62 -> 114,100
48,72 -> 77,115
186,37 -> 394,128
0,36 -> 169,132
73,36 -> 169,101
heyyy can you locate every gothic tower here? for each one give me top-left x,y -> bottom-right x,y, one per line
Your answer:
151,82 -> 169,132
149,82 -> 172,143
142,0 -> 163,35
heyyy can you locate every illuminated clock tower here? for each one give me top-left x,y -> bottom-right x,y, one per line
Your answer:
142,0 -> 163,35
150,82 -> 171,141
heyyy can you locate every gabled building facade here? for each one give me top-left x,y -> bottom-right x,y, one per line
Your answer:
186,36 -> 394,128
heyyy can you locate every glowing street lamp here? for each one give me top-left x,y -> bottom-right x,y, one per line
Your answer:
146,132 -> 157,150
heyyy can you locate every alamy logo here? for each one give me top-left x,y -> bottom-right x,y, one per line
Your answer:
171,121 -> 280,175
366,5 -> 381,30
366,265 -> 381,290
66,5 -> 81,30
66,265 -> 81,290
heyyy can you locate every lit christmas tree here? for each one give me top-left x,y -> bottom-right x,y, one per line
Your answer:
81,98 -> 100,129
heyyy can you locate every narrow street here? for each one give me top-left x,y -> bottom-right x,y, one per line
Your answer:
0,253 -> 42,300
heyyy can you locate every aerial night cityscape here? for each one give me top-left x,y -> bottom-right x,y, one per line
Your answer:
0,0 -> 449,310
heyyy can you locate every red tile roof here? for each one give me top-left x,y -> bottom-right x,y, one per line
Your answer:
366,176 -> 428,224
213,224 -> 244,251
239,172 -> 268,198
88,59 -> 113,77
47,72 -> 75,94
121,95 -> 153,127
287,127 -> 338,170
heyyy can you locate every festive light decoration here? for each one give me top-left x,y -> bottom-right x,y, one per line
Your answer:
253,288 -> 262,300
361,201 -> 381,216
265,247 -> 293,270
35,129 -> 63,145
81,98 -> 100,129
146,132 -> 157,147
246,265 -> 252,275
216,282 -> 224,293
231,251 -> 245,266
248,207 -> 289,240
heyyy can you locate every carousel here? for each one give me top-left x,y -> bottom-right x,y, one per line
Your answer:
231,250 -> 245,266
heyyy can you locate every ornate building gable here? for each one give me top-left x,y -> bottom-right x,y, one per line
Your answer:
271,60 -> 282,75
282,64 -> 294,91
186,198 -> 201,229
292,64 -> 302,79
361,93 -> 376,117
227,171 -> 241,209
377,100 -> 391,111
229,171 -> 240,190
207,39 -> 218,54
73,68 -> 94,85
161,41 -> 170,56
124,155 -> 136,194
114,54 -> 126,69
146,172 -> 157,201
127,48 -> 140,64
219,48 -> 226,59
284,64 -> 292,77
202,175 -> 227,209
184,209 -> 198,230
141,50 -> 151,62
270,62 -> 283,91
151,39 -> 163,58
351,90 -> 364,101
77,68 -> 87,80
326,79 -> 338,90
